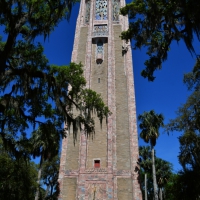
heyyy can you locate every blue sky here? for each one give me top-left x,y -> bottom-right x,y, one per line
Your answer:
38,3 -> 198,172
1,2 -> 197,172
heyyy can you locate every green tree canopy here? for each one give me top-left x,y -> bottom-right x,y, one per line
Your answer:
139,146 -> 172,200
138,110 -> 164,148
0,139 -> 38,200
165,63 -> 200,199
138,110 -> 164,200
0,0 -> 110,157
166,60 -> 200,133
120,0 -> 200,81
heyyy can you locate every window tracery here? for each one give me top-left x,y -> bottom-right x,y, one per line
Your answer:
95,0 -> 107,20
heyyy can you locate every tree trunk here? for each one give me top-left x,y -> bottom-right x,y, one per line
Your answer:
151,147 -> 158,200
145,173 -> 148,200
35,155 -> 43,200
159,188 -> 163,200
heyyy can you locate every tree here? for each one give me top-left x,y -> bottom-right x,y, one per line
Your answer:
41,156 -> 60,200
30,122 -> 60,200
164,170 -> 200,200
139,146 -> 172,200
164,173 -> 181,200
156,158 -> 172,200
0,139 -> 38,200
120,0 -> 200,81
166,60 -> 200,133
138,110 -> 164,200
178,132 -> 200,200
0,0 -> 110,158
138,146 -> 152,200
165,63 -> 200,199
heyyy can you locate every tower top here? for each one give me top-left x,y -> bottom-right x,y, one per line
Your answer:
83,0 -> 127,24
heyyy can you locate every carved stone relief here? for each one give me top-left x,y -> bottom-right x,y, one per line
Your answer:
112,0 -> 120,21
93,25 -> 108,37
87,183 -> 107,200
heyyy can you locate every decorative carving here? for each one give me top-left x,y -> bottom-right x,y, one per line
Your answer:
93,25 -> 108,37
112,0 -> 120,21
85,0 -> 91,23
87,183 -> 107,200
85,168 -> 107,173
95,0 -> 107,20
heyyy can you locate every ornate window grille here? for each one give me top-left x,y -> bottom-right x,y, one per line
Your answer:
95,0 -> 107,20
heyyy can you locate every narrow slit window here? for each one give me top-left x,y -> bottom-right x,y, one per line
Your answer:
94,160 -> 100,168
98,78 -> 100,83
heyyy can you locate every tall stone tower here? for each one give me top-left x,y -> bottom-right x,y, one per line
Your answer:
58,0 -> 142,199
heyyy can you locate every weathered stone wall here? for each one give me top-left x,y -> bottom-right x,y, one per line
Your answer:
65,133 -> 80,170
62,177 -> 77,200
77,27 -> 88,63
117,178 -> 133,200
113,25 -> 131,170
86,41 -> 108,168
63,26 -> 88,199
65,26 -> 88,171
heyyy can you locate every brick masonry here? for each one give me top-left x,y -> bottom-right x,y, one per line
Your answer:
58,0 -> 142,199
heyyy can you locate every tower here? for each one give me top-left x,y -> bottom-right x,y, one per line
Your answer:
58,0 -> 142,199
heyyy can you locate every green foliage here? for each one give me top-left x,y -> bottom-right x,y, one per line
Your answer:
165,64 -> 200,199
0,0 -> 110,157
41,156 -> 60,200
139,146 -> 173,200
0,138 -> 60,200
164,173 -> 181,200
166,60 -> 200,134
165,171 -> 200,200
138,111 -> 164,200
138,110 -> 164,147
0,140 -> 38,200
120,0 -> 200,81
178,131 -> 200,171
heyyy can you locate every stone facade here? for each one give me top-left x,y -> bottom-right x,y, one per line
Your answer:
58,0 -> 142,199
